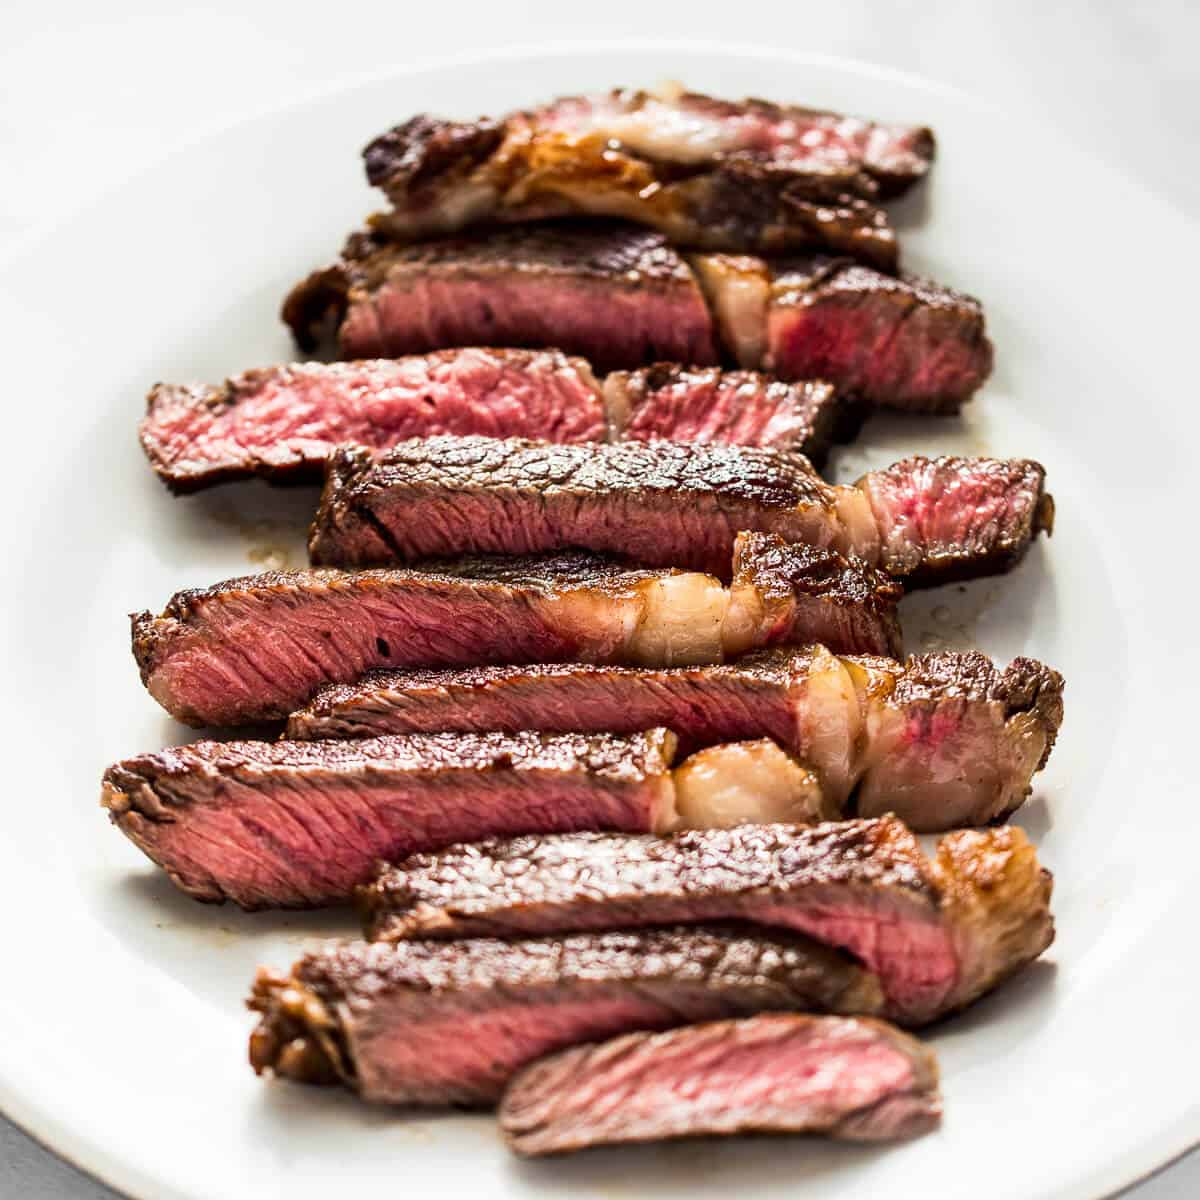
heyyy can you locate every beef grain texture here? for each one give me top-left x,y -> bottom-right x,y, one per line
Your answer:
140,349 -> 852,493
608,365 -> 855,459
139,349 -> 605,493
499,1014 -> 941,1154
692,251 -> 992,413
360,816 -> 1054,1026
362,87 -> 932,265
247,926 -> 887,1106
283,222 -> 720,369
309,435 -> 1052,587
102,730 -> 679,909
287,646 -> 1064,832
283,223 -> 991,415
132,533 -> 901,727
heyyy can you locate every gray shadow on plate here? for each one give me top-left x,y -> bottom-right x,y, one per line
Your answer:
109,868 -> 355,931
105,870 -> 358,938
1013,792 -> 1053,841
145,710 -> 284,748
250,1074 -> 426,1133
888,180 -> 933,233
144,274 -> 300,382
247,1082 -> 913,1197
244,1078 -> 499,1169
144,477 -> 321,573
89,869 -> 359,1010
503,1118 -> 902,1196
898,540 -> 1054,663
927,959 -> 1059,1048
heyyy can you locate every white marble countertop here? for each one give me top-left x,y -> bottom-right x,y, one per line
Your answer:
1,2 -> 1195,1195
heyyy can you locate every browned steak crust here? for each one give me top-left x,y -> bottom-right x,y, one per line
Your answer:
283,222 -> 719,368
132,531 -> 902,727
307,436 -> 838,574
286,647 -> 1063,832
102,730 -> 679,909
359,817 -> 1055,1026
247,927 -> 886,1106
307,436 -> 1051,591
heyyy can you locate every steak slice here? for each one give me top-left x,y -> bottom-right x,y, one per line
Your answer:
690,251 -> 993,413
309,435 -> 1052,587
359,817 -> 1055,1025
140,352 -> 852,494
499,1014 -> 941,1154
282,224 -> 989,417
106,728 -> 889,907
102,730 -> 679,909
361,88 -> 919,267
132,533 -> 901,727
139,349 -> 606,493
247,927 -> 887,1106
287,647 -> 1065,832
606,365 -> 856,458
282,222 -> 719,370
525,89 -> 934,199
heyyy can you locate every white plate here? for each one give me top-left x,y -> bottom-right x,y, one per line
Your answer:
0,42 -> 1196,1200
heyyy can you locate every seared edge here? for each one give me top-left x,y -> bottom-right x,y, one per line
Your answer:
246,927 -> 888,1096
101,729 -> 680,907
357,817 -> 1054,1024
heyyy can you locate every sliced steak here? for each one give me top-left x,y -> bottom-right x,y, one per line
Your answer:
361,88 -> 923,266
360,817 -> 1055,1025
525,89 -> 934,199
139,349 -> 605,493
133,533 -> 900,727
499,1014 -> 941,1154
860,455 -> 1054,583
309,435 -> 1051,587
283,223 -> 719,370
283,224 -> 989,416
102,730 -> 679,909
606,365 -> 856,457
140,352 -> 852,493
247,927 -> 887,1106
106,727 -> 884,907
287,647 -> 1064,832
850,650 -> 1064,827
691,251 -> 993,413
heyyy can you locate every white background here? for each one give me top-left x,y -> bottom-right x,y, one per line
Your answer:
1,2 -> 1195,1196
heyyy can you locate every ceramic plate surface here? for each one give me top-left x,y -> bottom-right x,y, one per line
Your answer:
0,43 -> 1196,1200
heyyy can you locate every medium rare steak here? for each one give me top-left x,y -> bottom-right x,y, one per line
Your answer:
287,647 -> 1064,831
102,730 -> 679,908
361,88 -> 928,266
606,365 -> 856,455
106,728 -> 891,907
282,222 -> 991,416
133,533 -> 901,726
691,251 -> 993,413
282,222 -> 719,369
499,1014 -> 941,1154
139,349 -> 605,493
309,435 -> 1052,586
247,927 -> 886,1106
360,817 -> 1054,1025
140,351 -> 851,493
